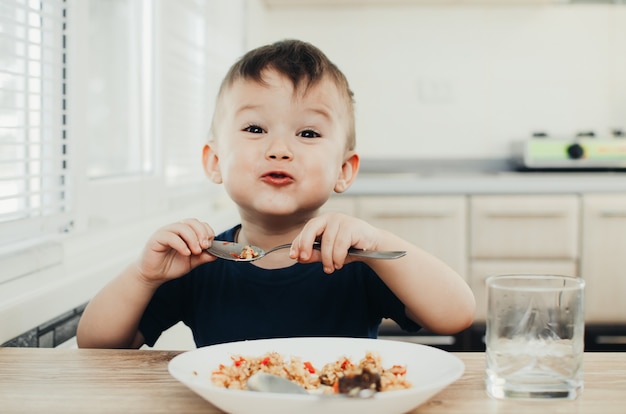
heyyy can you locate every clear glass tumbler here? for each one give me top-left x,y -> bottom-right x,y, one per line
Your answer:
485,274 -> 585,399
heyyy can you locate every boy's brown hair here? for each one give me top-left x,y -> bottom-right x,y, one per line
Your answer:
210,39 -> 356,150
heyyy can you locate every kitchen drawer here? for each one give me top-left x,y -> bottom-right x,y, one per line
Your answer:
357,195 -> 467,278
470,195 -> 579,260
469,259 -> 578,322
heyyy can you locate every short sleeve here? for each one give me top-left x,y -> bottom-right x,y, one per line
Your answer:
138,278 -> 187,347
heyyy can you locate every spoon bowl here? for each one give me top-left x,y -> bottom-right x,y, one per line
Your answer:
207,240 -> 406,262
246,372 -> 309,395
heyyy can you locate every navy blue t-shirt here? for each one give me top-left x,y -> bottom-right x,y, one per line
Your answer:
139,225 -> 421,347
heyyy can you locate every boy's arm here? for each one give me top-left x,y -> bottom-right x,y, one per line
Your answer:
76,263 -> 160,349
291,213 -> 475,335
77,219 -> 217,348
362,228 -> 475,335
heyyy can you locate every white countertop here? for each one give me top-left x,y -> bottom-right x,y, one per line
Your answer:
346,172 -> 626,195
345,158 -> 626,195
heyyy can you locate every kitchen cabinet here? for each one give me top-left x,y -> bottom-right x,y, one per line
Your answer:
328,192 -> 626,330
356,196 -> 467,278
469,194 -> 580,322
325,195 -> 467,276
469,195 -> 579,260
581,194 -> 626,324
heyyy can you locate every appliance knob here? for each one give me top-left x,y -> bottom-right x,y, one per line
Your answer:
567,143 -> 585,159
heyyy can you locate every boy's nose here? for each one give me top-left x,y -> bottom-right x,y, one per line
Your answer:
265,137 -> 293,160
268,152 -> 292,160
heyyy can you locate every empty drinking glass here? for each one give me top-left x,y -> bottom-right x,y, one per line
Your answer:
485,274 -> 585,400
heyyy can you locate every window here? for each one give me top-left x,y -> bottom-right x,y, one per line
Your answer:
80,0 -> 245,224
0,0 -> 246,348
0,0 -> 69,248
0,0 -> 245,285
85,0 -> 152,179
155,0 -> 245,190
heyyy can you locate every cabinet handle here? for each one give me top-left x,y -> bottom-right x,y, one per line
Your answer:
599,211 -> 626,218
370,212 -> 455,219
485,211 -> 565,219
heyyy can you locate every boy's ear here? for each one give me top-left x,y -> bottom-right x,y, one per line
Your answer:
202,142 -> 223,184
334,152 -> 360,193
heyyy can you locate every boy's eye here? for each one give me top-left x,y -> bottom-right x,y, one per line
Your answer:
243,124 -> 265,134
298,129 -> 321,139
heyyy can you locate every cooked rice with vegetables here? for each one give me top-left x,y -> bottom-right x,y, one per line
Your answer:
210,350 -> 411,394
232,245 -> 259,260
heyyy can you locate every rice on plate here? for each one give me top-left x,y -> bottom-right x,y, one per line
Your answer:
210,350 -> 411,394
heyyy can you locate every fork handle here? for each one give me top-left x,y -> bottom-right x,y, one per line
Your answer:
315,241 -> 406,259
268,242 -> 406,260
345,247 -> 407,260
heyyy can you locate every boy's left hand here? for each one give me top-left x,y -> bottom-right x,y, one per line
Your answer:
289,212 -> 380,274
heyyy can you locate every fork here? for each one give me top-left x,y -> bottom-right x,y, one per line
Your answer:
207,240 -> 406,262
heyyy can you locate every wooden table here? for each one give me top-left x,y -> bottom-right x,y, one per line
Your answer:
1,348 -> 625,413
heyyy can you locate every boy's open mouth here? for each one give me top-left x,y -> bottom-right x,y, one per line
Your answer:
262,171 -> 294,184
263,171 -> 292,179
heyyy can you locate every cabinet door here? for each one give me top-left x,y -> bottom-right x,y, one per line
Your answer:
357,196 -> 467,278
470,195 -> 579,260
469,260 -> 578,322
581,194 -> 626,323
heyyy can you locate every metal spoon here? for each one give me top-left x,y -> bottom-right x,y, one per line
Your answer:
246,372 -> 376,399
207,240 -> 406,262
246,372 -> 308,395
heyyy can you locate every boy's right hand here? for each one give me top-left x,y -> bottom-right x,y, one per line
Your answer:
135,218 -> 218,284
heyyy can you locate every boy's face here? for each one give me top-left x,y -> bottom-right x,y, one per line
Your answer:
204,69 -> 358,220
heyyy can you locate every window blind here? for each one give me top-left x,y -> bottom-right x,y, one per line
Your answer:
0,0 -> 69,245
155,0 -> 211,188
155,0 -> 245,190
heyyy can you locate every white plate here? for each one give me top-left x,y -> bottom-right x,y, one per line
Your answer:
168,337 -> 464,414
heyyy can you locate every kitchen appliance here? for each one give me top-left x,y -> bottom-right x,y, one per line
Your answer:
513,130 -> 626,171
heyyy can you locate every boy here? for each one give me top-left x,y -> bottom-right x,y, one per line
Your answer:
77,39 -> 475,349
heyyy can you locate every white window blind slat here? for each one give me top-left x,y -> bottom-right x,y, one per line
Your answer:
0,0 -> 69,251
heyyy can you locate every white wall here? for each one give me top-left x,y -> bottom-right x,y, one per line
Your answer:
246,3 -> 626,160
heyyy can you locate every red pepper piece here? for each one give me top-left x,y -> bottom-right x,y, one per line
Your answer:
303,361 -> 316,374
